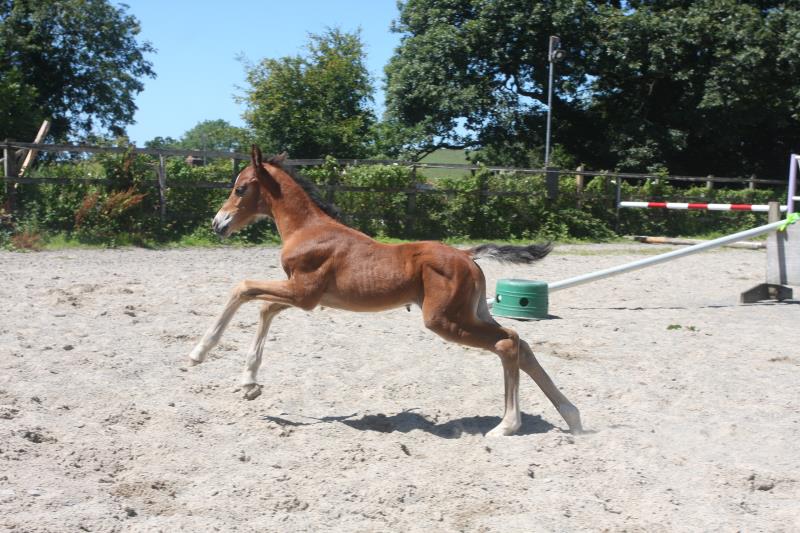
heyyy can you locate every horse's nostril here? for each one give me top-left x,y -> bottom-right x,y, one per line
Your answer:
212,214 -> 230,236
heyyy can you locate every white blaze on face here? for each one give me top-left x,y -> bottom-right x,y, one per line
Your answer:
212,170 -> 245,236
212,209 -> 234,236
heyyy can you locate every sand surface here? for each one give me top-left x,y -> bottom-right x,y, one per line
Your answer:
1,243 -> 798,532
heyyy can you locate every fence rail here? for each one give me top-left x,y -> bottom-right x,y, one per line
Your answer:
0,175 -> 544,198
1,141 -> 790,234
1,140 -> 788,185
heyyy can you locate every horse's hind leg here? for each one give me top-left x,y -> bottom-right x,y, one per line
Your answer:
518,340 -> 583,433
240,302 -> 289,400
491,328 -> 524,437
423,301 -> 523,436
477,299 -> 583,434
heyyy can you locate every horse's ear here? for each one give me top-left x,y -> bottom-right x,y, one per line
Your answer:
251,145 -> 281,196
251,145 -> 263,168
268,151 -> 288,165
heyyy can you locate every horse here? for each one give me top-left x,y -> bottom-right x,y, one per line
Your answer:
187,146 -> 582,437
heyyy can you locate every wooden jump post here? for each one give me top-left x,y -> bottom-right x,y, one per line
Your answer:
740,154 -> 800,302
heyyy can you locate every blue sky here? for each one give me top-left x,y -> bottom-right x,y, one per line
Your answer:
123,0 -> 401,145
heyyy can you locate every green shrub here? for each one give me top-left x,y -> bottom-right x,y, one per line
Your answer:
3,150 -> 787,246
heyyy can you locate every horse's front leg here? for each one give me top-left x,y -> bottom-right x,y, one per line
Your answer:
240,302 -> 289,400
188,279 -> 299,366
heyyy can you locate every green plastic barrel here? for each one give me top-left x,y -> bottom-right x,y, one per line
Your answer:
492,279 -> 549,320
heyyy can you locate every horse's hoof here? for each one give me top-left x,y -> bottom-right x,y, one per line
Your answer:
486,423 -> 520,437
186,357 -> 202,367
558,403 -> 583,434
242,383 -> 262,401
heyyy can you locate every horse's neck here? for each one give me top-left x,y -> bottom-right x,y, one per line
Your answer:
270,177 -> 328,238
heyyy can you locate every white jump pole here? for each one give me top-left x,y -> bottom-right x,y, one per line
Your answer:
547,218 -> 791,293
487,161 -> 799,307
484,218 -> 790,307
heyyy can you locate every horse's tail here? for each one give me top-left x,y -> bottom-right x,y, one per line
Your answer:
467,242 -> 553,264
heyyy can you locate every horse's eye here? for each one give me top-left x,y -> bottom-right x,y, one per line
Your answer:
234,186 -> 246,197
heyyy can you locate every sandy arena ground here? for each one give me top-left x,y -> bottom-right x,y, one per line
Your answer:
0,243 -> 798,532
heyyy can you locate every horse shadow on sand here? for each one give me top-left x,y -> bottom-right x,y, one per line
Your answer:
262,409 -> 558,439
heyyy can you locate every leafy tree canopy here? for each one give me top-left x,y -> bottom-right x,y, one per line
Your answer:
241,28 -> 375,159
0,0 -> 155,141
385,0 -> 800,177
177,119 -> 252,152
0,66 -> 42,141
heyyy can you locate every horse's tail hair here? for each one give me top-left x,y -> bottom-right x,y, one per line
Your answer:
467,242 -> 553,264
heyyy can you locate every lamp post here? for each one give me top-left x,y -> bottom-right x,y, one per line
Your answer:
545,35 -> 566,167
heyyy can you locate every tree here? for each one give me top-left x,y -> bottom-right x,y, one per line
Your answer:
178,119 -> 252,152
241,28 -> 375,158
385,0 -> 800,177
588,1 -> 800,177
144,136 -> 179,150
384,0 -> 600,162
0,0 -> 155,141
0,67 -> 42,141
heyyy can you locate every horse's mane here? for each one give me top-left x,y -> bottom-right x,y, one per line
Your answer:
270,160 -> 341,220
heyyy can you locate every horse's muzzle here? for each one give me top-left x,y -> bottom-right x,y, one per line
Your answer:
212,211 -> 233,238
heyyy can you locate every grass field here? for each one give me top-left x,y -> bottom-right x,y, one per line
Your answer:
417,148 -> 473,181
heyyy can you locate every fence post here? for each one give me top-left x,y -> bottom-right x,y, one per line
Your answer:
405,164 -> 418,237
604,173 -> 613,211
748,174 -> 756,191
157,154 -> 167,219
706,175 -> 715,190
231,157 -> 240,183
545,167 -> 559,201
3,140 -> 18,214
575,165 -> 585,208
475,168 -> 489,204
326,164 -> 338,205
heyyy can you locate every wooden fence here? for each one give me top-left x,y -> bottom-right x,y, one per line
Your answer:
1,140 -> 790,226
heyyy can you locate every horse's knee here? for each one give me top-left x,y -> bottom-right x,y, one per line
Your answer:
423,314 -> 445,333
232,281 -> 254,301
493,327 -> 520,359
423,313 -> 459,340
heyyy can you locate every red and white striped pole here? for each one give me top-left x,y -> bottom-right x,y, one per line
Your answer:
619,201 -> 788,213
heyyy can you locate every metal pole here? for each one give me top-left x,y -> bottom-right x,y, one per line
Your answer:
547,218 -> 792,293
614,177 -> 622,233
788,154 -> 798,214
545,58 -> 554,167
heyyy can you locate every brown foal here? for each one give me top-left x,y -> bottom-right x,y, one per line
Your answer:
188,146 -> 582,436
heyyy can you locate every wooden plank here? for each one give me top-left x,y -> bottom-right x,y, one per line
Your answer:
2,176 -> 147,186
4,141 -> 250,160
633,235 -> 766,250
167,180 -> 230,189
18,120 -> 51,177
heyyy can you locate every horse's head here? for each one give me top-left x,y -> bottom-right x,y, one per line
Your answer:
212,145 -> 286,238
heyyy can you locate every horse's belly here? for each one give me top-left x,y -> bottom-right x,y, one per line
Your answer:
319,277 -> 417,312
